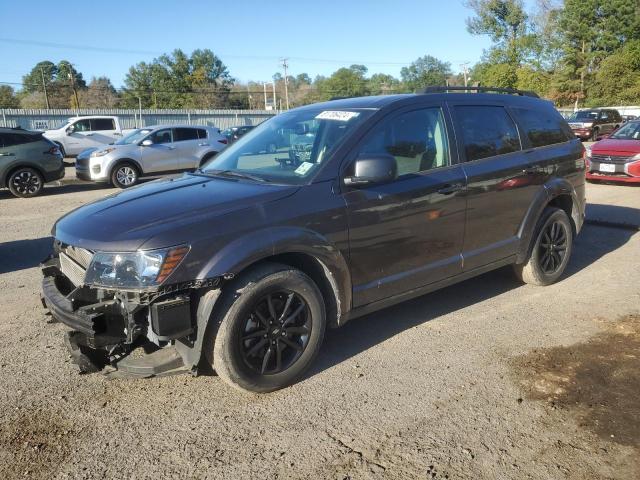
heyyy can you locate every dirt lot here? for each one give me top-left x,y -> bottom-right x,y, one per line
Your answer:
0,176 -> 639,479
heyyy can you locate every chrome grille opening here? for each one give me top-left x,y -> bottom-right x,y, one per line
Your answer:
590,154 -> 633,165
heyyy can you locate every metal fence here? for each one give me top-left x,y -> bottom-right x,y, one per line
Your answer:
0,108 -> 278,131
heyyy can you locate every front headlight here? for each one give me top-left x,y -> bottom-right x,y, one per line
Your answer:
91,147 -> 116,158
84,245 -> 190,289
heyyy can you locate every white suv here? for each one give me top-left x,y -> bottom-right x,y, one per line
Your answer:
76,125 -> 228,188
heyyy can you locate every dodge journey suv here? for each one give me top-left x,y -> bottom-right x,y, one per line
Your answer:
41,87 -> 586,392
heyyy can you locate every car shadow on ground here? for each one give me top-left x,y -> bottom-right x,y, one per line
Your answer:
0,236 -> 53,274
309,205 -> 638,379
0,183 -> 110,200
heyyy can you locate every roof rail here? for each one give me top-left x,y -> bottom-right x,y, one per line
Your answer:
420,86 -> 539,98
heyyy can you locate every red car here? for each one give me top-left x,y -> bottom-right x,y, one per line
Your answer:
586,120 -> 640,183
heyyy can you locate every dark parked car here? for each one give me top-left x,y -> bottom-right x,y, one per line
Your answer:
1,127 -> 64,197
41,87 -> 586,392
222,125 -> 255,144
567,108 -> 622,141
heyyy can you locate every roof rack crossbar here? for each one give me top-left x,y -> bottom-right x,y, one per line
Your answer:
420,86 -> 539,98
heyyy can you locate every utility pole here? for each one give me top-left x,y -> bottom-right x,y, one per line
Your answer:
40,67 -> 50,109
263,83 -> 268,110
272,82 -> 277,112
460,62 -> 470,88
280,58 -> 290,110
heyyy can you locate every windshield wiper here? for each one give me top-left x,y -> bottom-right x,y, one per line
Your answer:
202,169 -> 269,183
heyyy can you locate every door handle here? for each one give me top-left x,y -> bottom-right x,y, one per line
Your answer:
198,143 -> 209,146
437,183 -> 464,195
168,146 -> 176,150
0,152 -> 14,156
86,133 -> 94,136
113,132 -> 122,136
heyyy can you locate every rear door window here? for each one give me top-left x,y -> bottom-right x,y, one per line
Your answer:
454,106 -> 521,161
173,128 -> 199,142
91,118 -> 115,131
512,107 -> 571,147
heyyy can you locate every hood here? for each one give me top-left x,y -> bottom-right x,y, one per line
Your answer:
592,138 -> 640,155
53,173 -> 297,251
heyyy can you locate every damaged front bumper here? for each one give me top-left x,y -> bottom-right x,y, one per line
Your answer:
41,254 -> 221,377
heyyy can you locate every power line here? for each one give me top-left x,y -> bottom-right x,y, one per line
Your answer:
0,37 -> 419,67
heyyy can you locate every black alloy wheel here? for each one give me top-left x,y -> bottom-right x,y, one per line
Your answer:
537,220 -> 569,275
240,291 -> 311,375
8,167 -> 43,198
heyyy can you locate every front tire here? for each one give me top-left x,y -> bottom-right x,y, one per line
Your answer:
513,207 -> 573,286
110,162 -> 139,189
208,263 -> 326,393
7,167 -> 44,198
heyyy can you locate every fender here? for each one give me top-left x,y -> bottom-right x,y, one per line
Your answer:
108,157 -> 144,177
197,226 -> 352,321
516,177 -> 584,263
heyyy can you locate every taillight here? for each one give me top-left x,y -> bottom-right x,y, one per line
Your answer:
44,146 -> 60,155
218,138 -> 228,144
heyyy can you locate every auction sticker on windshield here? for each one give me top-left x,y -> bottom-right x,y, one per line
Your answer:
315,111 -> 360,121
294,162 -> 315,176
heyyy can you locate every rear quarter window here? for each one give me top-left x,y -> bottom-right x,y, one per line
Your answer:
0,132 -> 41,147
173,128 -> 200,142
512,107 -> 572,147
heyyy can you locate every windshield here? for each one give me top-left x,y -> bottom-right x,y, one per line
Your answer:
611,122 -> 640,140
115,128 -> 153,145
568,111 -> 599,121
201,108 -> 374,184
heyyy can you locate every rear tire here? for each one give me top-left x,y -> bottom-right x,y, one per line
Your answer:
513,207 -> 573,286
110,162 -> 139,189
207,263 -> 326,393
7,167 -> 44,198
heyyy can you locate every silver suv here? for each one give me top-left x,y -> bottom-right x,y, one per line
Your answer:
76,125 -> 227,188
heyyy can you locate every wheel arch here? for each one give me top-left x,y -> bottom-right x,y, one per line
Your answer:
516,179 -> 583,263
108,158 -> 143,178
197,227 -> 352,328
3,163 -> 46,188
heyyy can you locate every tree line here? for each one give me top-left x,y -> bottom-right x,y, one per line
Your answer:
1,0 -> 638,110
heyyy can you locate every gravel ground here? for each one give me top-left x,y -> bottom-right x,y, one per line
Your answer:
0,178 -> 638,479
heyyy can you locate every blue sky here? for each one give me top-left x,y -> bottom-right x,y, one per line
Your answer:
0,0 -> 498,90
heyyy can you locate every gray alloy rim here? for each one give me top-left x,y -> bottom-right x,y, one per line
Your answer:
116,166 -> 136,186
240,291 -> 312,375
538,220 -> 568,275
11,170 -> 41,195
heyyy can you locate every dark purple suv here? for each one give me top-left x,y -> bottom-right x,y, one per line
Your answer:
41,87 -> 586,392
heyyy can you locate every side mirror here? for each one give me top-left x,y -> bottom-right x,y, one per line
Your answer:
344,154 -> 397,187
140,139 -> 153,146
65,126 -> 74,135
